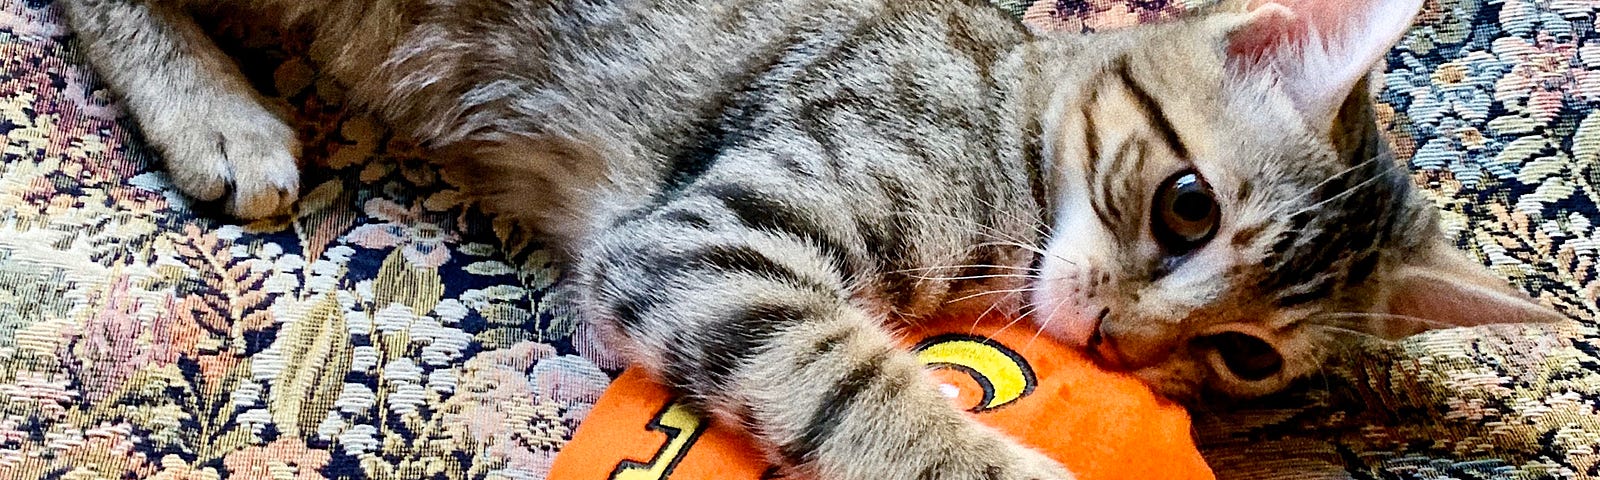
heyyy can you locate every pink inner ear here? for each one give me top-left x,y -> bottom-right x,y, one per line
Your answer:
1225,3 -> 1299,71
1224,0 -> 1426,120
1225,0 -> 1379,71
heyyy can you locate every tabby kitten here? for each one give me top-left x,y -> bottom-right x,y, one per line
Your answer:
63,0 -> 1564,478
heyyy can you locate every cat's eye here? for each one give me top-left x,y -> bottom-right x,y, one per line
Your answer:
1152,171 -> 1220,254
1199,332 -> 1283,381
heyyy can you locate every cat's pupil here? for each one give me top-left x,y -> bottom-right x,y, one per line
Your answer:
1151,170 -> 1220,255
1202,332 -> 1283,381
1173,192 -> 1213,221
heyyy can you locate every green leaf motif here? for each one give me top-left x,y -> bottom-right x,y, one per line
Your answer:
463,260 -> 516,276
457,242 -> 499,258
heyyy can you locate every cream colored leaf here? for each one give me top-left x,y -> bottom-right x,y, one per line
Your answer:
1573,112 -> 1600,164
267,293 -> 352,437
374,249 -> 445,315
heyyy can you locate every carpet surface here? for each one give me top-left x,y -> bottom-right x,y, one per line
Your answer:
0,0 -> 1594,478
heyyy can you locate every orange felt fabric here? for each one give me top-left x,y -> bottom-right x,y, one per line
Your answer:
548,315 -> 1215,480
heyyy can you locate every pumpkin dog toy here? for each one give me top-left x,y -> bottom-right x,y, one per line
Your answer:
550,314 -> 1215,480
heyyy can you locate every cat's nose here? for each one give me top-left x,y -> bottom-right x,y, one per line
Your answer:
1087,336 -> 1128,370
1085,310 -> 1129,370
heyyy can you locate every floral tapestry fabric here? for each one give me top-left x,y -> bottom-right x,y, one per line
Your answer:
0,0 -> 1594,479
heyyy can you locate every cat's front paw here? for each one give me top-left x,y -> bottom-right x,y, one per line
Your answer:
879,425 -> 1073,480
963,436 -> 1076,480
150,95 -> 301,219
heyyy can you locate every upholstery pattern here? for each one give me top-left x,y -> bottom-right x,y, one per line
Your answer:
0,0 -> 1593,478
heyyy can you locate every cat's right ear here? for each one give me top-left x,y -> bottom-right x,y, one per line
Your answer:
1216,0 -> 1425,126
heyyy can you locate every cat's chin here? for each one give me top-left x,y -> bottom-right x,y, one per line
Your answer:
1139,369 -> 1207,406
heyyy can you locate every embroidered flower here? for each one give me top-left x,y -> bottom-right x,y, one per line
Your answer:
222,438 -> 332,480
346,199 -> 459,268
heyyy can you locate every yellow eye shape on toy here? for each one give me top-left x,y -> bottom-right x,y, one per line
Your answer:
913,334 -> 1038,412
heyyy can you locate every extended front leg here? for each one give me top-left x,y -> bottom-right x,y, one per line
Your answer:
577,187 -> 1072,480
61,0 -> 302,218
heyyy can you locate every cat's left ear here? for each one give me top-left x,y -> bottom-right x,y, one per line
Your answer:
1219,0 -> 1425,124
1354,240 -> 1568,340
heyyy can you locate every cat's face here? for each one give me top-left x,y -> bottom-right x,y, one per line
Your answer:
1029,0 -> 1564,403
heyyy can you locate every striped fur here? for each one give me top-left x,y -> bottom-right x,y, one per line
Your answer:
61,0 -> 1566,478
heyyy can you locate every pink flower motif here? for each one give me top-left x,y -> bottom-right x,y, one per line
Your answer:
150,455 -> 222,480
346,198 -> 459,268
1022,0 -> 1185,34
222,438 -> 331,480
0,2 -> 67,38
447,364 -> 534,442
439,342 -> 572,476
64,275 -> 154,404
0,372 -> 77,420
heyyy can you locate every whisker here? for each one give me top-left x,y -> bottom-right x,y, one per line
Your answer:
1306,324 -> 1387,342
886,211 -> 1081,280
968,291 -> 1013,335
1288,163 -> 1403,217
1309,311 -> 1458,331
944,287 -> 1038,305
889,211 -> 1033,245
974,195 -> 1055,239
972,240 -> 1056,260
1021,295 -> 1071,355
890,211 -> 1073,265
891,264 -> 1043,274
909,273 -> 1039,282
993,302 -> 1044,337
1282,156 -> 1385,206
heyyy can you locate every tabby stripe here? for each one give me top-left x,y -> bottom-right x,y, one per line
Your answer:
1113,60 -> 1190,159
916,460 -> 948,480
657,209 -> 713,229
605,244 -> 812,330
1116,139 -> 1150,239
1235,179 -> 1255,203
859,173 -> 921,309
608,290 -> 666,333
1277,277 -> 1335,307
700,182 -> 857,282
1347,253 -> 1380,284
795,99 -> 856,176
1079,91 -> 1102,168
657,117 -> 729,199
692,302 -> 813,392
945,9 -> 1001,84
780,345 -> 893,465
1232,222 -> 1268,247
674,244 -> 832,293
605,267 -> 821,390
1080,99 -> 1119,230
1096,136 -> 1143,225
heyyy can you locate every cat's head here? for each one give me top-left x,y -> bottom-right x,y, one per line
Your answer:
1028,0 -> 1567,402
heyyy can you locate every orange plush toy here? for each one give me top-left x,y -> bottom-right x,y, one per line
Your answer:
548,315 -> 1215,480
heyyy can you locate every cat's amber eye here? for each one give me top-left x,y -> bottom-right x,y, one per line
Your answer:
1152,170 -> 1220,254
1199,332 -> 1283,381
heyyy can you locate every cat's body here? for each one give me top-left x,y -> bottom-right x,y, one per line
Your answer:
61,0 -> 1565,478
